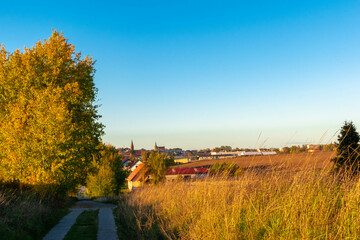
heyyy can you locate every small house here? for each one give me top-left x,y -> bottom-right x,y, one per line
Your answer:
126,163 -> 148,191
165,168 -> 208,182
174,158 -> 190,164
129,160 -> 142,172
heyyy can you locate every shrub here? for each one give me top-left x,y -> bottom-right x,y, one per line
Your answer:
209,162 -> 242,177
86,143 -> 129,197
87,164 -> 116,198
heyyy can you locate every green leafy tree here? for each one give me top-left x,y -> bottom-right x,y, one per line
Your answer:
212,147 -> 221,152
281,147 -> 290,154
100,144 -> 128,194
144,151 -> 175,184
332,121 -> 360,172
299,145 -> 307,152
86,143 -> 128,197
212,146 -> 232,152
0,31 -> 103,195
290,146 -> 298,153
86,164 -> 116,197
141,151 -> 149,162
221,146 -> 232,152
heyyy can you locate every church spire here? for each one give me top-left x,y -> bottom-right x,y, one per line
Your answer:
154,141 -> 158,151
130,140 -> 134,153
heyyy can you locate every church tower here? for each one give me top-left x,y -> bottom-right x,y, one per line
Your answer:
154,142 -> 158,151
130,140 -> 134,154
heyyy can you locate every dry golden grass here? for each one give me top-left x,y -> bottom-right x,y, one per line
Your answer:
117,152 -> 360,239
173,151 -> 334,171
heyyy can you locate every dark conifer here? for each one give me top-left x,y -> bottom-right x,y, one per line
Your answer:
332,121 -> 360,172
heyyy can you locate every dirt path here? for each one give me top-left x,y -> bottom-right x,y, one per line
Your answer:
43,200 -> 118,240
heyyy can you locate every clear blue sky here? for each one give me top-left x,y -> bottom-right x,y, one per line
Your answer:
1,1 -> 360,150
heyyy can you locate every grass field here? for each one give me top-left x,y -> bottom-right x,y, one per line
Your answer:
173,151 -> 334,171
116,151 -> 360,239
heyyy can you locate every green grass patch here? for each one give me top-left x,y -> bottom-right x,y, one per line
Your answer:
63,210 -> 99,240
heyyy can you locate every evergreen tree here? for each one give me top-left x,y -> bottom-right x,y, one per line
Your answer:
332,121 -> 360,172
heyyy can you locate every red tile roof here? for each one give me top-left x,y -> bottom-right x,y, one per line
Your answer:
166,168 -> 208,175
126,163 -> 146,181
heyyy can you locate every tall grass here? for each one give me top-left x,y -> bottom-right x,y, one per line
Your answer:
0,185 -> 72,240
117,157 -> 360,239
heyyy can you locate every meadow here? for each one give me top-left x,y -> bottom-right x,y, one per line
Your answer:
116,152 -> 360,239
173,151 -> 334,171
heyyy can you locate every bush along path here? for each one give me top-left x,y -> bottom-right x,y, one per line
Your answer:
43,201 -> 118,240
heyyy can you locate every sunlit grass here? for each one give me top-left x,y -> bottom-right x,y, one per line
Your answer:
117,153 -> 360,239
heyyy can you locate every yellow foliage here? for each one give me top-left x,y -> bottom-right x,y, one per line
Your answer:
0,31 -> 103,194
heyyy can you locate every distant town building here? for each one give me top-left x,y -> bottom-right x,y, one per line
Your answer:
126,163 -> 148,191
307,144 -> 321,153
122,158 -> 131,168
130,140 -> 134,153
257,148 -> 267,152
174,158 -> 190,164
209,150 -> 277,158
211,151 -> 243,157
130,160 -> 143,172
165,168 -> 208,182
154,142 -> 165,151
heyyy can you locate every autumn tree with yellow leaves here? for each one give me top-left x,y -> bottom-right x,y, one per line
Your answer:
0,31 -> 103,195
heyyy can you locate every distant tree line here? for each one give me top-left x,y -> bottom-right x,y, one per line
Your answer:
280,144 -> 336,154
212,146 -> 233,152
